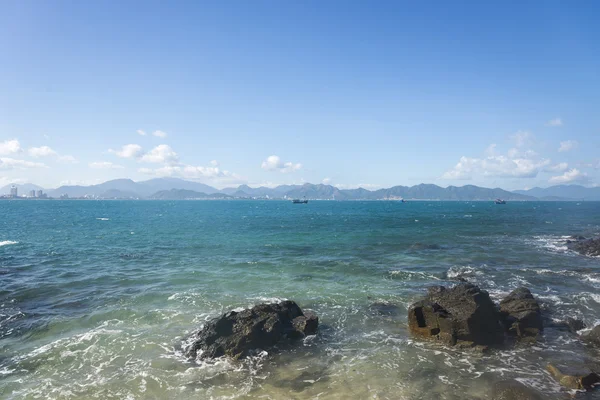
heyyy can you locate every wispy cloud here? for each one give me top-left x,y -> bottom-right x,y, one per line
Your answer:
137,129 -> 147,136
547,118 -> 563,127
89,161 -> 124,169
28,146 -> 57,158
0,157 -> 47,169
152,130 -> 167,138
558,140 -> 578,152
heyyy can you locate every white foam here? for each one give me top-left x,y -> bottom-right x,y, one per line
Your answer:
0,240 -> 18,247
96,217 -> 110,221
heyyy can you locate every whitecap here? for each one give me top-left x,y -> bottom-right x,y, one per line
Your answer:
0,240 -> 18,247
96,217 -> 110,221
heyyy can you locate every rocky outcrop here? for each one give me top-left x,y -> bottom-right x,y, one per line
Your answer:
567,236 -> 600,257
547,317 -> 585,333
583,325 -> 600,346
184,301 -> 318,360
491,380 -> 544,400
408,284 -> 505,347
499,288 -> 543,341
546,363 -> 600,390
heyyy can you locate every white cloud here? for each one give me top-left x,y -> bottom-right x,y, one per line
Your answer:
546,162 -> 569,172
261,155 -> 302,173
139,161 -> 244,184
137,129 -> 147,136
549,168 -> 589,184
507,148 -> 519,158
322,178 -> 332,185
58,155 -> 78,163
109,144 -> 144,159
0,157 -> 47,169
89,161 -> 124,169
547,118 -> 563,127
511,131 -> 533,148
442,148 -> 550,180
210,160 -> 219,166
484,144 -> 497,157
0,139 -> 22,155
558,140 -> 578,152
140,144 -> 179,164
28,146 -> 57,158
152,130 -> 167,138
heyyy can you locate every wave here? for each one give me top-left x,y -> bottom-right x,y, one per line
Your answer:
96,217 -> 110,221
0,241 -> 18,247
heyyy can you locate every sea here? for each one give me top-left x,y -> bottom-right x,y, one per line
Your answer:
1,200 -> 599,399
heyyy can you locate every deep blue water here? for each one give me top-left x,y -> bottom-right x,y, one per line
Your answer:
1,200 -> 600,399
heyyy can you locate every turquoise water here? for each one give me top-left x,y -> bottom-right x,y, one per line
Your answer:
1,200 -> 600,399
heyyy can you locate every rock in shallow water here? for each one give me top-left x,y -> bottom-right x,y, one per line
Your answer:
567,236 -> 600,257
499,287 -> 543,341
184,300 -> 318,360
546,362 -> 600,390
407,283 -> 505,347
492,380 -> 544,400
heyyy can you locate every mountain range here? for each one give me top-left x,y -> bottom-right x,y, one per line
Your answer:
3,178 -> 599,201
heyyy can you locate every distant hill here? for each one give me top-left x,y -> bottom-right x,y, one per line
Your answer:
11,178 -> 586,201
513,185 -> 600,201
47,178 -> 220,198
0,183 -> 44,195
227,183 -> 534,201
149,189 -> 232,200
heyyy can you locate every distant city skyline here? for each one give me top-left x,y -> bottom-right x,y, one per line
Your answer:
1,1 -> 599,190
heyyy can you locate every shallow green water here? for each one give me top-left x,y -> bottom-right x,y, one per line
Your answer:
1,200 -> 600,399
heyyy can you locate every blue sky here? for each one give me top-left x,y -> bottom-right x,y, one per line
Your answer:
1,1 -> 599,190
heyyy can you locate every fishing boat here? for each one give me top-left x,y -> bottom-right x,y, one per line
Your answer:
292,198 -> 308,204
495,199 -> 506,204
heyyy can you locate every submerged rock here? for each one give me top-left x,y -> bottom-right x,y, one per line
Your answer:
499,288 -> 543,341
407,283 -> 505,347
567,236 -> 600,257
546,362 -> 600,390
369,302 -> 402,317
492,380 -> 544,400
184,301 -> 318,360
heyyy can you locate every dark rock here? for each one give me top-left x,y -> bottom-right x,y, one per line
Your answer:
369,302 -> 402,316
568,236 -> 600,257
408,283 -> 505,346
184,301 -> 318,360
548,317 -> 586,333
492,380 -> 544,400
499,288 -> 543,340
546,363 -> 600,390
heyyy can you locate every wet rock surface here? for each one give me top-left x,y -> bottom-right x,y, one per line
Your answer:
546,362 -> 600,390
567,236 -> 600,257
408,283 -> 505,346
583,325 -> 600,346
184,301 -> 318,360
499,287 -> 543,340
491,380 -> 544,400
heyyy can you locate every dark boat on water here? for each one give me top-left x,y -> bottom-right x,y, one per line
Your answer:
495,199 -> 506,204
292,198 -> 308,204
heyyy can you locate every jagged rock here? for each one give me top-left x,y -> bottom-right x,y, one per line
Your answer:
408,284 -> 505,346
492,380 -> 544,400
548,317 -> 586,333
546,363 -> 600,390
184,301 -> 318,360
583,325 -> 600,345
567,236 -> 600,257
499,288 -> 543,340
